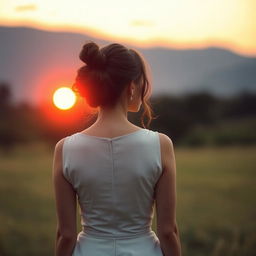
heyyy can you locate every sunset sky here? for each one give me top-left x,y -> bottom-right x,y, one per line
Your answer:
0,0 -> 255,56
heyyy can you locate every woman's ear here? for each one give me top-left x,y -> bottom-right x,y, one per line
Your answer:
127,81 -> 135,97
132,82 -> 136,95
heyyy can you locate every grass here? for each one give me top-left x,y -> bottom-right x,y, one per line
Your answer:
0,142 -> 255,255
173,145 -> 256,255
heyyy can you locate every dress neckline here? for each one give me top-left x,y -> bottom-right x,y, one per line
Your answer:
76,128 -> 147,141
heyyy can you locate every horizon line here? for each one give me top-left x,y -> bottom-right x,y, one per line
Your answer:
1,20 -> 256,58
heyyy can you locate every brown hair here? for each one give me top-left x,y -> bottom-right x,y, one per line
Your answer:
72,40 -> 155,128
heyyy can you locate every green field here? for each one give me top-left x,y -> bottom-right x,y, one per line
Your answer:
0,142 -> 255,256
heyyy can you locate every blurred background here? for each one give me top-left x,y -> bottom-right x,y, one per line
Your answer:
0,0 -> 255,255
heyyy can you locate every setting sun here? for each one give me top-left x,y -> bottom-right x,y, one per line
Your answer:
53,87 -> 76,110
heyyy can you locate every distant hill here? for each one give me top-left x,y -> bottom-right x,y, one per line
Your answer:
0,25 -> 256,105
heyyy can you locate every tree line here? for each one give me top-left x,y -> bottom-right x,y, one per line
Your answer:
1,81 -> 256,153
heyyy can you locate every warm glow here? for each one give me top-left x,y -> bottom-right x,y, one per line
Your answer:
53,87 -> 76,110
0,0 -> 255,56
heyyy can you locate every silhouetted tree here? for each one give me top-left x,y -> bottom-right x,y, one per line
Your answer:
183,92 -> 218,125
0,81 -> 17,153
220,91 -> 256,119
0,81 -> 12,111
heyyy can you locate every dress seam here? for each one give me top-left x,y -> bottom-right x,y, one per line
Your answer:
109,140 -> 115,231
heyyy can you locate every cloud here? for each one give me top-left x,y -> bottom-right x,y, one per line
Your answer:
130,20 -> 154,27
15,4 -> 37,12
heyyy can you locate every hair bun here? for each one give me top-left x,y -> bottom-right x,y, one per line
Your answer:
79,41 -> 107,70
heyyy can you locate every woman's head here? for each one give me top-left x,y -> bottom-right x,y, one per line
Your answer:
72,40 -> 154,128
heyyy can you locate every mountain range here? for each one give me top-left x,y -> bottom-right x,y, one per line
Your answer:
0,25 -> 255,105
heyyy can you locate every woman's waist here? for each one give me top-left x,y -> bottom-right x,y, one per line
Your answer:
80,225 -> 156,239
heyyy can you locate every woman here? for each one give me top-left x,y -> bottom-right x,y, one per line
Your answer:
52,41 -> 182,256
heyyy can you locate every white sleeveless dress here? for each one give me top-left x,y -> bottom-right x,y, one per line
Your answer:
62,128 -> 164,256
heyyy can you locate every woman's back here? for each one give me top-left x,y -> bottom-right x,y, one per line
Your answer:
62,128 -> 164,255
63,128 -> 162,237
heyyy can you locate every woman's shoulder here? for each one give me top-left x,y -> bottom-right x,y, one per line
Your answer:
157,132 -> 174,155
54,134 -> 72,153
153,130 -> 172,143
54,138 -> 66,156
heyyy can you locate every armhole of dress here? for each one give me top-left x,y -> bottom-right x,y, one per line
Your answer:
155,131 -> 163,176
62,136 -> 72,184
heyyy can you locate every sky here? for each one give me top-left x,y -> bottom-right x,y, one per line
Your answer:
0,0 -> 255,56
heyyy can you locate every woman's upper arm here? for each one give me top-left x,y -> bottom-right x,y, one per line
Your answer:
52,138 -> 77,238
155,133 -> 177,236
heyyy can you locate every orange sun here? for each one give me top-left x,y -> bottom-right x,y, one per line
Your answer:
53,87 -> 77,110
